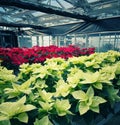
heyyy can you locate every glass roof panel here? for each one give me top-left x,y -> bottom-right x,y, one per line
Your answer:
0,7 -> 5,12
0,0 -> 120,32
21,0 -> 73,8
32,11 -> 45,17
87,0 -> 99,3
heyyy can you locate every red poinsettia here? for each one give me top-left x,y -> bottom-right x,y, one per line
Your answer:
0,45 -> 95,67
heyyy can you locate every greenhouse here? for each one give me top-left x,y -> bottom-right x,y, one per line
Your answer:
0,0 -> 120,125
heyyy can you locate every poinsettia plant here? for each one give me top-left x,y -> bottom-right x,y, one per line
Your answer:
0,50 -> 120,125
0,45 -> 95,68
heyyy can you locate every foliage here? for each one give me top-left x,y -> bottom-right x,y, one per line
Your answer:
72,86 -> 106,115
0,66 -> 16,103
0,45 -> 95,68
34,116 -> 53,125
0,50 -> 120,125
0,96 -> 36,123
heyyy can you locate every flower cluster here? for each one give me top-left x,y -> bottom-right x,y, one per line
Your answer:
0,51 -> 120,125
0,45 -> 95,66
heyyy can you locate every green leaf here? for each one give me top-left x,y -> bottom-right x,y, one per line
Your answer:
34,116 -> 53,125
79,102 -> 89,115
39,101 -> 53,111
33,66 -> 49,79
39,90 -> 53,102
0,115 -> 9,121
54,79 -> 70,97
4,84 -> 20,98
67,69 -> 83,88
117,79 -> 120,85
115,62 -> 120,74
17,95 -> 26,104
20,77 -> 35,89
24,104 -> 36,112
19,63 -> 29,69
68,56 -> 87,65
93,82 -> 103,90
0,66 -> 16,82
34,117 -> 48,125
87,98 -> 93,106
86,86 -> 94,98
0,96 -> 36,121
91,96 -> 106,107
54,99 -> 71,116
35,79 -> 47,89
93,64 -> 100,69
98,66 -> 116,84
106,86 -> 120,106
0,66 -> 16,96
5,77 -> 34,98
84,60 -> 95,67
90,106 -> 99,113
16,113 -> 28,123
107,55 -> 116,62
72,90 -> 88,101
80,72 -> 100,84
0,120 -> 11,125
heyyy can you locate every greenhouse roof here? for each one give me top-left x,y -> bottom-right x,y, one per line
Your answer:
0,0 -> 120,35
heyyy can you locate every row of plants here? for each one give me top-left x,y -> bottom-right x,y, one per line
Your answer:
0,45 -> 95,68
0,50 -> 120,125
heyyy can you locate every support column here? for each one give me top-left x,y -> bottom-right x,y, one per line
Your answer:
49,35 -> 50,45
114,33 -> 117,50
56,36 -> 59,46
64,36 -> 66,46
74,34 -> 77,44
41,35 -> 44,46
86,34 -> 89,48
52,36 -> 56,45
36,36 -> 39,46
98,33 -> 101,52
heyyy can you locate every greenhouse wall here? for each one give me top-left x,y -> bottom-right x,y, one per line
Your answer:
17,31 -> 120,52
0,31 -> 18,48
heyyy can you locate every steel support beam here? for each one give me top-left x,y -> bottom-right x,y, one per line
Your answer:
0,0 -> 96,21
0,22 -> 47,29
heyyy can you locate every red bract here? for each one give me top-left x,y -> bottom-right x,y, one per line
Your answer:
0,45 -> 95,67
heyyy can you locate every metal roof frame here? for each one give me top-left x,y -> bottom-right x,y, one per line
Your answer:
0,0 -> 119,35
